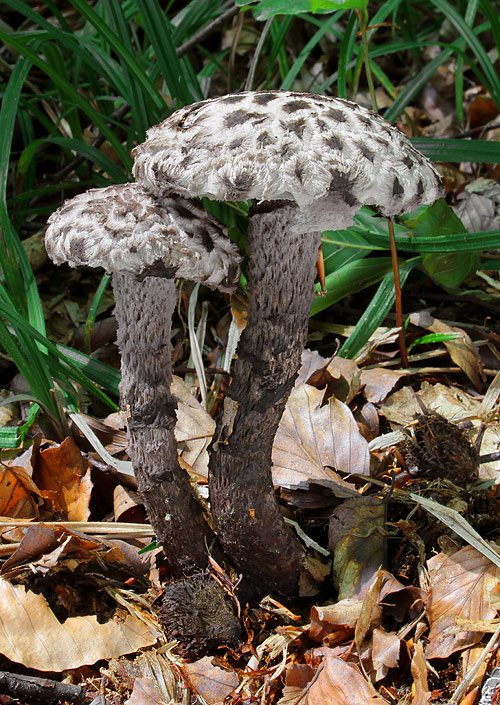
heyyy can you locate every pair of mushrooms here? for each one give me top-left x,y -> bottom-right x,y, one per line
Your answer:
46,90 -> 443,597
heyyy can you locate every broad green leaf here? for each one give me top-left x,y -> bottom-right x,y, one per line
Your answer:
339,258 -> 422,359
240,0 -> 329,19
403,199 -> 467,237
404,201 -> 479,289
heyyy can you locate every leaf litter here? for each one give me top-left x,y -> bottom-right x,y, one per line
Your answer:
1,318 -> 499,705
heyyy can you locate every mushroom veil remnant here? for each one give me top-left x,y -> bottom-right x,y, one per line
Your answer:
45,183 -> 241,576
133,90 -> 444,596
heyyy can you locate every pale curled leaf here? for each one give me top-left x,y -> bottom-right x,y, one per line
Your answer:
172,375 -> 215,478
0,578 -> 157,670
272,386 -> 370,490
410,641 -> 431,705
371,628 -> 402,682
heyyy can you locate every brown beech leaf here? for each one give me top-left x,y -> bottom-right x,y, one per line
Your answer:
0,577 -> 157,670
0,443 -> 45,518
409,312 -> 483,390
173,376 -> 215,479
272,386 -> 370,490
36,437 -> 92,521
113,485 -> 144,523
360,368 -> 410,404
278,655 -> 388,705
0,463 -> 38,518
183,656 -> 239,704
425,545 -> 498,659
1,524 -> 59,573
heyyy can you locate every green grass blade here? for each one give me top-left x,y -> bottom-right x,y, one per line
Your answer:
310,257 -> 394,316
0,403 -> 39,449
84,273 -> 112,355
67,0 -> 167,113
0,31 -> 130,166
136,0 -> 200,105
430,0 -> 500,107
339,257 -> 422,359
411,138 -> 500,164
280,11 -> 343,90
337,12 -> 357,99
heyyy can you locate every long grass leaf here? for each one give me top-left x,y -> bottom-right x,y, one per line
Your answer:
339,258 -> 421,359
310,257 -> 394,316
411,138 -> 500,163
136,0 -> 200,105
430,0 -> 500,107
0,31 -> 130,166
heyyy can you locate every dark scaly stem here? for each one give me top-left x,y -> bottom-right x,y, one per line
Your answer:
208,206 -> 321,596
113,273 -> 219,575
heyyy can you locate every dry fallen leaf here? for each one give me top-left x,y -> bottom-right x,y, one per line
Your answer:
410,640 -> 431,705
425,545 -> 498,659
125,678 -> 171,705
183,656 -> 239,704
0,577 -> 157,670
309,599 -> 363,643
173,375 -> 215,478
278,655 -> 388,704
371,628 -> 402,682
409,312 -> 483,390
272,385 -> 370,490
36,437 -> 92,521
360,367 -> 410,404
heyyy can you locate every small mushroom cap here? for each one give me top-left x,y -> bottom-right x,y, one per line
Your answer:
45,183 -> 241,293
133,91 -> 444,232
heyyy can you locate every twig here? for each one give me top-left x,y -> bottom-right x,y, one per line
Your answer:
0,672 -> 85,704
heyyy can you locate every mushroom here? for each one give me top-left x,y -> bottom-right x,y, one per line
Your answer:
132,90 -> 444,595
45,182 -> 241,575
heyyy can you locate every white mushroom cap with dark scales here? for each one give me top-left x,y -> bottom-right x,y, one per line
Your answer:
132,90 -> 444,232
45,183 -> 241,293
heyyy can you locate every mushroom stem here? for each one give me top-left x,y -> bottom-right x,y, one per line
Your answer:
113,272 -> 218,575
208,205 -> 321,596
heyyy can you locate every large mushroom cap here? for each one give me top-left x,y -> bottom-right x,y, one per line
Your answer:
45,183 -> 241,293
133,91 -> 444,232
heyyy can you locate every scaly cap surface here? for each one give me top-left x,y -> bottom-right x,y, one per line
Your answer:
133,91 -> 444,232
45,183 -> 241,293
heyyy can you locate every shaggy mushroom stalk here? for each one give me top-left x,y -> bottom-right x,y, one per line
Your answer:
45,183 -> 241,577
132,90 -> 444,596
208,205 -> 321,594
112,272 -> 216,573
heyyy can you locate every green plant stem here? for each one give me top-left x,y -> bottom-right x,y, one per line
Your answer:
387,217 -> 408,367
